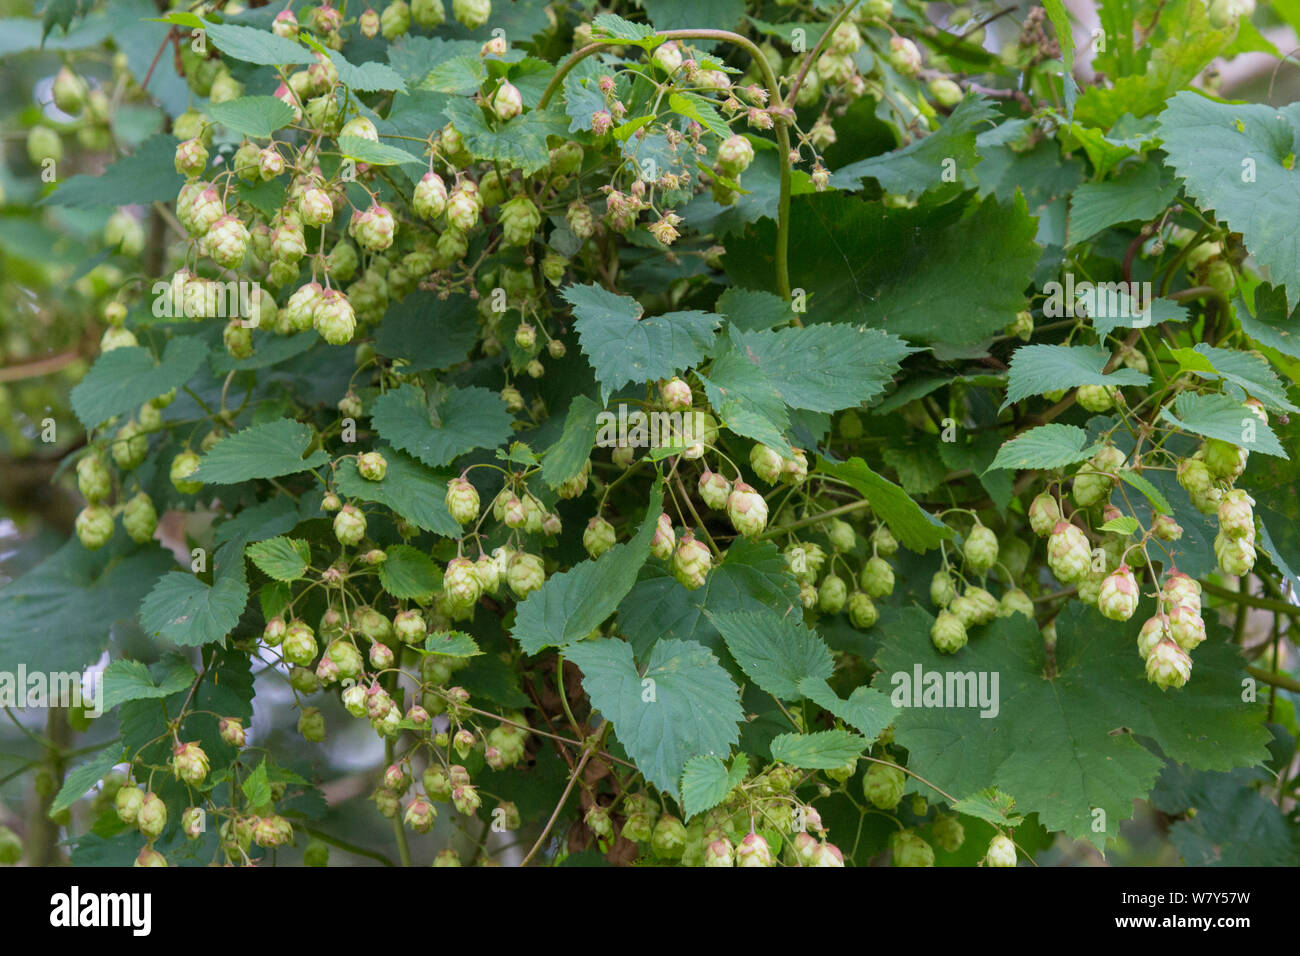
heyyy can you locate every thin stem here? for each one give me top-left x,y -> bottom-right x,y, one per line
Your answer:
1202,579 -> 1299,618
384,737 -> 412,867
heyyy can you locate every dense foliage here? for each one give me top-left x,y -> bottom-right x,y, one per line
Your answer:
1,0 -> 1299,868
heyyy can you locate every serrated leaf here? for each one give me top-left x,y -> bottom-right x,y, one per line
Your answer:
241,761 -> 272,808
831,95 -> 998,198
698,347 -> 793,455
326,47 -> 407,92
100,656 -> 196,713
1159,91 -> 1300,308
371,383 -> 513,469
563,283 -> 720,403
591,12 -> 656,41
1003,344 -> 1149,408
514,481 -> 664,655
424,631 -> 481,657
716,287 -> 792,332
542,395 -> 602,490
207,95 -> 296,138
680,754 -> 748,821
796,677 -> 898,743
443,97 -> 567,174
618,538 -> 801,661
668,92 -> 728,137
378,545 -> 440,601
566,637 -> 744,800
562,72 -> 608,133
193,419 -> 331,484
1159,392 -> 1287,459
138,543 -> 249,648
950,787 -> 1024,828
50,746 -> 125,818
336,134 -> 423,166
1152,764 -> 1300,866
726,192 -> 1041,346
1068,161 -> 1179,245
244,536 -> 310,582
45,134 -> 185,208
987,424 -> 1101,472
204,21 -> 314,65
1167,344 -> 1298,413
335,445 -> 460,537
1099,515 -> 1141,536
872,603 -> 1271,851
1116,469 -> 1172,516
0,532 -> 173,674
770,730 -> 867,769
1238,283 -> 1300,360
816,456 -> 953,552
374,292 -> 478,372
710,609 -> 833,701
70,336 -> 208,429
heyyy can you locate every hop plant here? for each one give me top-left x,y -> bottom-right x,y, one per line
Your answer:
445,477 -> 480,525
333,504 -> 367,546
1047,521 -> 1091,584
930,610 -> 968,654
963,523 -> 999,574
984,834 -> 1017,867
672,532 -> 712,590
1076,384 -> 1115,412
500,196 -> 542,246
650,513 -> 675,560
818,573 -> 848,614
930,571 -> 956,607
1145,638 -> 1192,690
859,556 -> 894,598
848,590 -> 878,630
726,481 -> 768,537
1097,564 -> 1139,621
584,516 -> 617,558
863,762 -> 906,809
122,492 -> 158,544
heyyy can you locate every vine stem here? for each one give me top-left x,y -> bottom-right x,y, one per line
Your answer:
301,826 -> 396,866
1247,666 -> 1300,694
756,497 -> 873,539
538,29 -> 792,301
384,737 -> 412,867
1201,579 -> 1300,618
519,722 -> 608,866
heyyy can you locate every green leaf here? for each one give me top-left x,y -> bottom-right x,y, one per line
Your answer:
1117,469 -> 1172,516
204,21 -> 314,65
565,637 -> 744,800
950,787 -> 1024,828
336,134 -> 423,166
70,336 -> 208,429
100,656 -> 196,712
514,480 -> 664,655
1238,283 -> 1300,360
1166,344 -> 1298,413
720,325 -> 914,415
638,0 -> 746,37
378,544 -> 440,601
1003,344 -> 1150,408
0,533 -> 173,674
726,193 -> 1040,346
562,284 -> 720,403
796,678 -> 898,744
831,95 -> 998,198
1074,1 -> 1231,128
45,134 -> 185,208
769,730 -> 868,769
1068,161 -> 1178,245
139,543 -> 249,648
335,445 -> 461,537
326,47 -> 407,92
668,92 -> 728,137
1159,91 -> 1300,309
193,418 -> 331,484
374,292 -> 478,372
1159,392 -> 1287,458
244,536 -> 310,582
618,538 -> 802,660
698,347 -> 792,455
681,754 -> 749,821
542,395 -> 602,490
1152,764 -> 1300,866
206,95 -> 296,138
872,603 -> 1271,851
241,761 -> 272,809
562,72 -> 608,133
50,746 -> 125,818
591,12 -> 657,42
716,287 -> 792,332
443,97 -> 568,175
371,383 -> 514,468
424,630 -> 482,657
1098,515 -> 1141,536
1041,0 -> 1075,73
816,456 -> 953,551
709,609 -> 833,701
986,424 -> 1102,472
